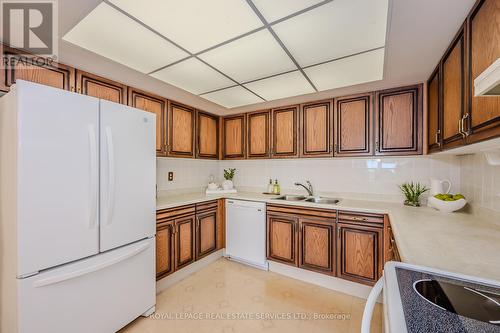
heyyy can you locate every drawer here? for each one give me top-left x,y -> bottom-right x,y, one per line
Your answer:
156,204 -> 195,222
338,211 -> 384,226
195,200 -> 218,212
267,204 -> 336,219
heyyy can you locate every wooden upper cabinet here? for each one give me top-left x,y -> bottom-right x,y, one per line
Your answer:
267,213 -> 298,266
271,106 -> 299,158
337,223 -> 382,285
442,28 -> 466,149
375,85 -> 423,155
196,111 -> 219,159
128,88 -> 167,156
76,70 -> 127,104
427,68 -> 441,152
156,221 -> 174,280
247,110 -> 270,159
298,217 -> 335,275
1,46 -> 75,92
167,102 -> 195,158
196,209 -> 218,259
334,94 -> 373,156
223,114 -> 246,159
300,101 -> 333,157
174,215 -> 196,270
468,0 -> 500,142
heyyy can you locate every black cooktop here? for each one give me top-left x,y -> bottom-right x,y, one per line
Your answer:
396,268 -> 500,333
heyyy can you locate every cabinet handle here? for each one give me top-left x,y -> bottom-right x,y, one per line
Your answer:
352,216 -> 368,221
337,225 -> 341,239
459,119 -> 465,138
462,114 -> 469,137
334,143 -> 338,153
375,141 -> 379,152
435,130 -> 441,147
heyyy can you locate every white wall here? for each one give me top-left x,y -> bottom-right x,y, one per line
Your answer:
156,158 -> 218,193
459,154 -> 500,213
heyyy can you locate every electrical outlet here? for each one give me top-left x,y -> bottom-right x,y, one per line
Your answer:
168,172 -> 174,181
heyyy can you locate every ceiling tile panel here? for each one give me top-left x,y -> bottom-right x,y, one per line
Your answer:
272,0 -> 389,66
63,3 -> 189,73
201,86 -> 263,108
109,0 -> 263,53
198,30 -> 296,83
244,71 -> 315,101
304,48 -> 385,91
151,58 -> 234,95
252,0 -> 325,22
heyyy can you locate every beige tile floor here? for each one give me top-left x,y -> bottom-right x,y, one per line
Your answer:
120,258 -> 382,333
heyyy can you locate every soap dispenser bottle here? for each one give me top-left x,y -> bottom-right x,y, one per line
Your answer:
267,179 -> 274,193
273,179 -> 280,195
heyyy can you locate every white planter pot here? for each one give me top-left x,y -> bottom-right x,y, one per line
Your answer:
222,180 -> 233,190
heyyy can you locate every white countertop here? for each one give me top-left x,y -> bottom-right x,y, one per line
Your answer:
157,191 -> 500,282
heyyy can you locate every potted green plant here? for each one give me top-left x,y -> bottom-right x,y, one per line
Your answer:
222,168 -> 236,190
399,182 -> 429,207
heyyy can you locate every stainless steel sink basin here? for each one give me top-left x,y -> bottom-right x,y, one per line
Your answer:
305,197 -> 340,205
275,195 -> 307,201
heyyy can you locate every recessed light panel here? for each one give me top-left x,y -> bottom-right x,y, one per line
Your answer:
244,71 -> 315,101
151,58 -> 234,95
304,48 -> 385,91
272,0 -> 388,66
109,0 -> 263,53
63,3 -> 188,73
199,30 -> 296,83
253,0 -> 325,22
201,86 -> 263,108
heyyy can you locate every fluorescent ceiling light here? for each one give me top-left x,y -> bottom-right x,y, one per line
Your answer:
63,3 -> 188,73
252,0 -> 325,22
201,86 -> 263,108
272,0 -> 389,66
244,71 -> 315,101
151,58 -> 234,95
109,0 -> 263,53
304,48 -> 385,91
199,30 -> 296,83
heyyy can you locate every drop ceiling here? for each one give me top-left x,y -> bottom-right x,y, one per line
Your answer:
63,0 -> 389,108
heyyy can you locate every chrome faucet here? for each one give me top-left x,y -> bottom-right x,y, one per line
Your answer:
294,181 -> 314,196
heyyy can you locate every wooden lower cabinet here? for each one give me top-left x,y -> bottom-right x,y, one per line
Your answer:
267,213 -> 298,266
195,200 -> 219,259
156,221 -> 175,279
337,223 -> 383,285
174,215 -> 196,270
298,217 -> 335,275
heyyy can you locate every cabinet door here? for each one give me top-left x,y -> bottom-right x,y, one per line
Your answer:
334,94 -> 373,156
2,47 -> 75,92
298,217 -> 335,275
156,221 -> 174,279
196,111 -> 219,159
247,110 -> 270,159
76,70 -> 127,104
217,199 -> 225,250
468,0 -> 500,143
174,215 -> 196,270
223,114 -> 246,159
267,214 -> 298,266
167,102 -> 195,158
300,101 -> 333,157
337,223 -> 383,285
128,88 -> 167,156
196,209 -> 218,259
271,106 -> 299,158
427,67 -> 442,152
375,85 -> 423,155
442,28 -> 467,149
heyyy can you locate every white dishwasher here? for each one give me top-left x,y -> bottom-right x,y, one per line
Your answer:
225,199 -> 268,270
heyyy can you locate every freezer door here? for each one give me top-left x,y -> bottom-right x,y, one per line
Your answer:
100,100 -> 156,251
17,81 -> 100,277
18,238 -> 155,333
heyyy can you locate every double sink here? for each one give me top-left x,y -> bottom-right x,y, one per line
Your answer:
274,195 -> 340,205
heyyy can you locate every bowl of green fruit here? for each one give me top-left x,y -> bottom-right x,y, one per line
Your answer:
428,193 -> 467,213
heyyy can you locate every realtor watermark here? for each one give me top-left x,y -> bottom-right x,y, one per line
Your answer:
1,0 -> 58,69
149,311 -> 352,321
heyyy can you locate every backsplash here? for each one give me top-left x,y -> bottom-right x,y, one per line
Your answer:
219,156 -> 461,202
459,153 -> 500,213
156,158 -> 218,194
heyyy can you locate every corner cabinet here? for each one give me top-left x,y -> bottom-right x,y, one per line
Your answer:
300,100 -> 333,157
167,102 -> 195,158
76,70 -> 127,104
222,114 -> 246,159
247,110 -> 271,159
375,85 -> 423,156
196,111 -> 219,159
271,106 -> 299,158
427,67 -> 441,152
334,93 -> 373,156
128,87 -> 167,156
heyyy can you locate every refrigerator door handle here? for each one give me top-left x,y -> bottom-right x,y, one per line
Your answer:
88,124 -> 98,230
105,126 -> 116,226
32,242 -> 151,288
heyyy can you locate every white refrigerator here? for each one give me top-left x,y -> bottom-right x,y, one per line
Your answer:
0,80 -> 156,333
